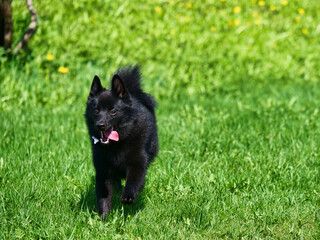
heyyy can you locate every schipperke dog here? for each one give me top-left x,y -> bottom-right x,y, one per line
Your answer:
85,65 -> 158,220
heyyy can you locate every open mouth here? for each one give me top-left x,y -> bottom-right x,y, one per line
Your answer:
100,127 -> 119,144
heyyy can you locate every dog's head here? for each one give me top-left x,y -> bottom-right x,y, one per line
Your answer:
85,74 -> 132,145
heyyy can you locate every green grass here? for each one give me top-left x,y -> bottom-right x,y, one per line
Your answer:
1,0 -> 320,238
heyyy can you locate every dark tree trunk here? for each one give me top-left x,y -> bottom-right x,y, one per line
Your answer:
0,0 -> 13,49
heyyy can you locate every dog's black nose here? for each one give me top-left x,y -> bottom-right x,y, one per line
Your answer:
96,123 -> 105,130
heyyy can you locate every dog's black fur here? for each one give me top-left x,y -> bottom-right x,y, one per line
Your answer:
85,66 -> 158,219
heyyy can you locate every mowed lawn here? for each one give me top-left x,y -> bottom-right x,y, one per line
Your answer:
1,0 -> 320,239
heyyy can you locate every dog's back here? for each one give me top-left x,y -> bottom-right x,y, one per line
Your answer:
114,65 -> 158,162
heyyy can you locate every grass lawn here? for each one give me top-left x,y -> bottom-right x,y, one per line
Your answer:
1,0 -> 320,239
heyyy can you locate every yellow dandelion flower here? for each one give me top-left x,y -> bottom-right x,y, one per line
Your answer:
298,8 -> 305,15
58,66 -> 69,74
46,54 -> 53,61
170,29 -> 176,35
185,16 -> 190,22
227,20 -> 233,26
258,1 -> 265,6
234,19 -> 240,26
155,6 -> 163,15
186,2 -> 192,8
254,18 -> 261,25
91,18 -> 96,23
295,17 -> 301,23
210,26 -> 216,32
270,5 -> 276,11
233,6 -> 241,13
221,0 -> 226,2
302,28 -> 308,35
281,0 -> 288,6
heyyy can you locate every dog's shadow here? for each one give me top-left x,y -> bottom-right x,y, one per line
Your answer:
79,176 -> 146,219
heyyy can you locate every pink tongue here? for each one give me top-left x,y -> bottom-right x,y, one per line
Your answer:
108,131 -> 119,141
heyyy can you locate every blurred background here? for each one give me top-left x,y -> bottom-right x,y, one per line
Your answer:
1,0 -> 320,106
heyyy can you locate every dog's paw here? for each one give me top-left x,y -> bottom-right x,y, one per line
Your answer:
98,209 -> 108,221
121,192 -> 135,204
100,213 -> 106,221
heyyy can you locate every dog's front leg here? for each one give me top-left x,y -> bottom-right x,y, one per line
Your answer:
121,166 -> 146,204
95,175 -> 113,220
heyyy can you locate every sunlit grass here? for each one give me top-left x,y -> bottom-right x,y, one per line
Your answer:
1,0 -> 320,238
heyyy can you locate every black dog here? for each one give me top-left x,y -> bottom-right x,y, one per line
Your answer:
85,66 -> 158,219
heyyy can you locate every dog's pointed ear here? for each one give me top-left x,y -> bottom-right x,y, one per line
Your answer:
90,75 -> 103,97
111,74 -> 127,98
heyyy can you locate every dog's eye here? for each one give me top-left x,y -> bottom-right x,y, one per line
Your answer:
94,109 -> 99,115
110,109 -> 117,115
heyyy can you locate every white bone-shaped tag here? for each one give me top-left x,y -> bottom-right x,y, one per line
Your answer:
91,136 -> 99,144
